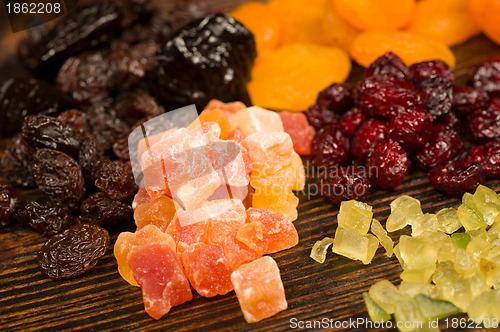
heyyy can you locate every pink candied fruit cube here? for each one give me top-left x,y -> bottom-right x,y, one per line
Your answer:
278,111 -> 315,155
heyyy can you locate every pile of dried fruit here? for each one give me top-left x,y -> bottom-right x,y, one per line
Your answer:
305,52 -> 500,205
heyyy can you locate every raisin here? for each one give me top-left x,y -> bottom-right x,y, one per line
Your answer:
114,91 -> 163,125
316,83 -> 353,114
469,56 -> 500,97
17,200 -> 73,236
33,149 -> 86,210
388,108 -> 433,152
108,42 -> 146,90
85,103 -> 130,151
415,126 -> 464,170
37,224 -> 110,279
428,161 -> 484,198
366,141 -> 410,190
304,104 -> 340,131
311,126 -> 350,169
365,52 -> 409,80
78,135 -> 103,182
452,86 -> 488,118
466,109 -> 500,144
0,184 -> 19,228
166,0 -> 217,32
79,192 -> 133,227
466,141 -> 500,179
92,159 -> 137,201
57,110 -> 87,138
129,42 -> 160,71
0,134 -> 36,188
0,78 -> 74,137
351,118 -> 387,162
318,166 -> 371,206
112,137 -> 130,161
22,115 -> 81,156
338,107 -> 367,139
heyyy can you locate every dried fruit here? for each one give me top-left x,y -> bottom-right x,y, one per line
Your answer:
468,0 -> 500,46
338,107 -> 367,139
428,161 -> 484,198
321,0 -> 360,51
114,92 -> 163,126
366,141 -> 410,189
466,109 -> 500,144
78,135 -> 102,182
304,104 -> 340,131
351,118 -> 387,162
79,192 -> 134,227
452,86 -> 489,118
416,127 -> 464,169
278,111 -> 315,155
318,166 -> 371,206
311,126 -> 350,169
57,110 -> 87,138
388,108 -> 433,152
0,134 -> 36,188
112,137 -> 130,161
366,52 -> 409,80
85,103 -> 130,151
17,200 -> 73,236
466,141 -> 500,178
92,159 -> 137,201
316,83 -> 353,114
469,56 -> 500,97
0,184 -> 19,228
38,224 -> 110,279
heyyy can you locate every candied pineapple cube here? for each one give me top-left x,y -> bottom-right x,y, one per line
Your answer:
454,248 -> 478,278
399,236 -> 438,270
411,213 -> 438,237
310,237 -> 334,264
337,200 -> 373,236
468,289 -> 500,327
458,193 -> 486,231
362,292 -> 391,322
419,231 -> 455,263
436,208 -> 462,234
467,236 -> 491,261
333,227 -> 379,264
368,279 -> 401,314
387,196 -> 423,232
472,185 -> 500,226
371,219 -> 393,257
400,266 -> 436,283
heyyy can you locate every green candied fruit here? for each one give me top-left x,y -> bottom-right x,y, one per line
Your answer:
472,185 -> 500,226
387,196 -> 423,232
369,279 -> 402,314
393,298 -> 425,332
458,193 -> 486,232
371,219 -> 393,257
337,200 -> 373,236
436,208 -> 462,234
414,294 -> 461,320
363,292 -> 391,323
451,232 -> 471,249
332,227 -> 379,265
310,237 -> 334,264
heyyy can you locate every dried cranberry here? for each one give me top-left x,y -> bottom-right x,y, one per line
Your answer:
338,107 -> 367,139
57,110 -> 87,138
316,83 -> 353,114
434,110 -> 462,133
92,159 -> 137,201
388,108 -> 432,152
466,109 -> 500,144
410,60 -> 454,82
304,104 -> 339,131
466,141 -> 500,178
358,74 -> 425,118
469,56 -> 500,97
0,184 -> 19,228
17,200 -> 73,236
351,118 -> 387,162
79,192 -> 134,227
428,161 -> 484,198
452,86 -> 489,118
0,134 -> 36,188
318,166 -> 371,206
366,52 -> 409,80
416,126 -> 464,169
311,126 -> 350,169
366,141 -> 410,190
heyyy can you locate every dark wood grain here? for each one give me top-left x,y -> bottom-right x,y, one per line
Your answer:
2,1 -> 500,330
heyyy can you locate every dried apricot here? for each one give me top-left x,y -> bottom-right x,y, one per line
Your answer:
321,0 -> 360,52
350,31 -> 456,68
248,43 -> 351,111
468,0 -> 500,45
188,109 -> 231,139
334,0 -> 415,31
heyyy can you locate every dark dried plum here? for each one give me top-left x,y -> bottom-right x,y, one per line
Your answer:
0,134 -> 36,188
33,149 -> 86,210
151,13 -> 256,110
22,115 -> 81,156
37,224 -> 110,279
92,159 -> 137,201
166,0 -> 217,32
85,103 -> 130,151
428,161 -> 484,198
17,200 -> 73,236
0,184 -> 19,228
57,110 -> 87,138
0,78 -> 74,137
79,192 -> 133,227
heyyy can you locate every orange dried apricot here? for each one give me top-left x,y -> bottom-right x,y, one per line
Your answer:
248,43 -> 351,111
188,109 -> 231,139
321,0 -> 360,52
407,0 -> 480,46
230,2 -> 282,56
468,0 -> 500,45
350,31 -> 456,68
334,0 -> 415,31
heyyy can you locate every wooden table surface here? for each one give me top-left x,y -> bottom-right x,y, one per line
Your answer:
2,1 -> 500,331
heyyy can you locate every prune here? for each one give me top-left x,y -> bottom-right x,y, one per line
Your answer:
351,118 -> 387,162
150,14 -> 256,110
33,149 -> 86,210
113,137 -> 130,160
85,103 -> 130,151
304,104 -> 340,131
452,86 -> 488,118
469,56 -> 500,97
0,134 -> 36,188
166,0 -> 217,32
0,184 -> 19,228
365,52 -> 409,80
428,161 -> 484,198
415,126 -> 464,169
388,108 -> 432,152
20,1 -> 123,80
92,159 -> 137,201
57,110 -> 87,138
311,126 -> 350,169
79,192 -> 133,227
22,115 -> 81,156
17,200 -> 73,236
466,141 -> 500,178
358,74 -> 425,118
120,14 -> 174,45
78,135 -> 102,181
0,78 -> 74,137
318,166 -> 371,206
316,83 -> 353,114
37,224 -> 110,279
114,91 -> 163,125
366,141 -> 410,190
338,107 -> 367,139
466,109 -> 500,144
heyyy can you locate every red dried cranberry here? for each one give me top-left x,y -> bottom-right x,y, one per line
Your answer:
338,107 -> 367,139
311,126 -> 350,169
358,74 -> 425,118
318,166 -> 371,206
428,161 -> 484,198
452,86 -> 489,118
488,98 -> 500,112
366,141 -> 410,190
434,110 -> 461,133
466,141 -> 500,178
366,52 -> 409,80
410,60 -> 454,82
466,109 -> 500,144
316,83 -> 353,114
388,108 -> 432,152
304,104 -> 339,131
469,56 -> 500,97
416,126 -> 464,169
351,118 -> 387,162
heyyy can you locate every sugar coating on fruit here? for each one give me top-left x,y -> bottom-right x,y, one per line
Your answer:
128,243 -> 192,320
370,219 -> 393,257
337,200 -> 373,236
310,237 -> 334,263
132,188 -> 154,210
231,256 -> 288,323
252,188 -> 299,222
386,196 -> 423,232
333,227 -> 379,264
290,152 -> 306,191
278,111 -> 315,156
134,195 -> 177,231
229,106 -> 284,137
204,99 -> 246,116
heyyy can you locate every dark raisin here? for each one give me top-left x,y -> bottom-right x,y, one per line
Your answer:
79,192 -> 133,227
78,135 -> 103,181
351,118 -> 388,162
92,159 -> 137,201
466,141 -> 500,178
366,141 -> 410,190
469,56 -> 500,97
37,224 -> 110,279
428,161 -> 484,198
57,110 -> 87,138
109,42 -> 146,90
311,126 -> 350,169
120,14 -> 174,45
1,134 -> 36,188
338,107 -> 367,139
304,104 -> 340,131
22,115 -> 81,156
114,91 -> 163,125
452,86 -> 489,118
316,83 -> 353,114
33,149 -> 86,210
0,184 -> 19,228
17,200 -> 73,236
365,52 -> 409,79
86,103 -> 130,151
318,166 -> 371,206
388,108 -> 433,152
466,109 -> 500,144
112,138 -> 131,160
130,42 -> 160,71
415,126 -> 464,169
